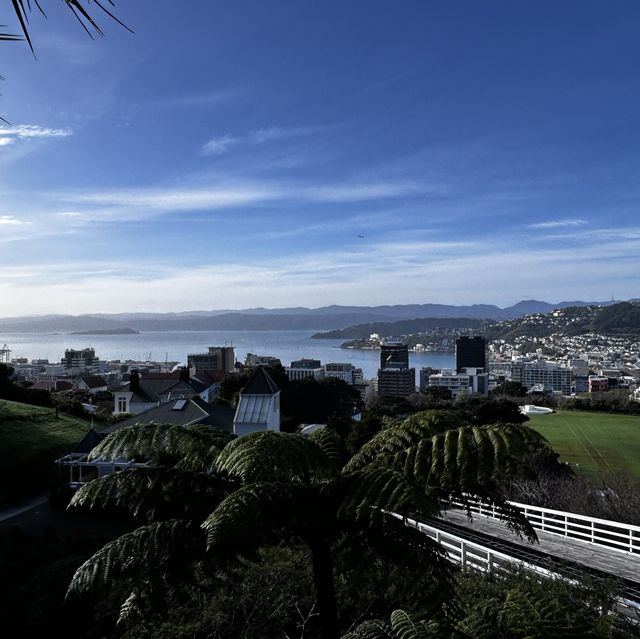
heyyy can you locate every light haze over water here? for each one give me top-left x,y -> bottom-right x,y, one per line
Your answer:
1,330 -> 455,381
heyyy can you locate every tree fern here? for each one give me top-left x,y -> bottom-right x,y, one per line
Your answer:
69,467 -> 238,522
89,423 -> 231,471
67,519 -> 201,598
216,431 -> 338,484
310,427 -> 349,468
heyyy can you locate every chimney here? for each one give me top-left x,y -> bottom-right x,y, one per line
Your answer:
179,366 -> 190,382
130,368 -> 140,391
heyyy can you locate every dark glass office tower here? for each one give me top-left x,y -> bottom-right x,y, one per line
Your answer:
455,336 -> 486,373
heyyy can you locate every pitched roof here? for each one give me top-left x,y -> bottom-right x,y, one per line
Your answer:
72,428 -> 107,454
241,367 -> 279,396
193,369 -> 228,385
103,398 -> 234,433
79,375 -> 108,389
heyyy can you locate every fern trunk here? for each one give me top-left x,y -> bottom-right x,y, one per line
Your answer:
309,539 -> 340,639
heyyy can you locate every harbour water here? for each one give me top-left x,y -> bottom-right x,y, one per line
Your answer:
0,330 -> 455,380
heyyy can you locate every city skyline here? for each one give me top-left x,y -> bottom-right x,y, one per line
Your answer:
2,1 -> 640,315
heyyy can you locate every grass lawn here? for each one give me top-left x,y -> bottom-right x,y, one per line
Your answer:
0,399 -> 90,504
528,410 -> 640,483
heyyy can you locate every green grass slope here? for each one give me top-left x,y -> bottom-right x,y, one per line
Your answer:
528,410 -> 640,482
0,399 -> 90,504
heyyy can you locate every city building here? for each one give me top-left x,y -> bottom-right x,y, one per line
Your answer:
377,367 -> 416,397
588,375 -> 609,393
324,362 -> 359,384
377,341 -> 414,397
456,336 -> 486,373
244,353 -> 281,367
286,359 -> 325,381
510,359 -> 572,395
380,342 -> 409,370
188,346 -> 235,374
62,348 -> 99,370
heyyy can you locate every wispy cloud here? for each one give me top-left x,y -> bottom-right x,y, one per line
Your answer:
53,180 -> 425,223
0,215 -> 24,225
526,218 -> 587,230
147,90 -> 241,109
201,134 -> 239,156
201,125 -> 326,156
0,124 -> 72,147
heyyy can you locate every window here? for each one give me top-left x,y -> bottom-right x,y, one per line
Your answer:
117,397 -> 127,413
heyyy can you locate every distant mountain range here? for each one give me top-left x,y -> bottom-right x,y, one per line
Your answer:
0,299 -> 629,333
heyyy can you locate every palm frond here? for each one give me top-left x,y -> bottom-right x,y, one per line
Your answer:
216,430 -> 338,484
9,0 -> 132,54
69,467 -> 238,522
202,481 -> 322,555
67,519 -> 201,597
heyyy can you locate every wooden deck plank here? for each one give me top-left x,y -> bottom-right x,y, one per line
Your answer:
440,509 -> 640,583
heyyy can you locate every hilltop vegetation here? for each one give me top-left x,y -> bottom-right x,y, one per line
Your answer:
486,301 -> 640,341
0,399 -> 89,503
312,317 -> 489,339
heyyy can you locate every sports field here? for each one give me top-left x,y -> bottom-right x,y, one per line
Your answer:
528,410 -> 640,482
0,399 -> 89,503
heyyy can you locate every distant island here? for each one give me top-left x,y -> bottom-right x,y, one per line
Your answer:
69,328 -> 140,335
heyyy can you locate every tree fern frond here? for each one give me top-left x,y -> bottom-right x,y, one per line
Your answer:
309,427 -> 349,468
89,423 -> 170,462
334,468 -> 439,529
117,587 -> 147,628
89,423 -> 229,471
390,609 -> 431,639
342,619 -> 394,639
67,519 -> 201,598
345,411 -> 458,472
69,467 -> 237,522
216,431 -> 337,484
202,482 -> 322,554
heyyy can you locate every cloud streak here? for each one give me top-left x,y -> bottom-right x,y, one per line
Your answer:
0,124 -> 72,147
526,218 -> 587,230
201,125 -> 327,156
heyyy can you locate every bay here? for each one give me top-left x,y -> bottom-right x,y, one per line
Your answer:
0,330 -> 455,380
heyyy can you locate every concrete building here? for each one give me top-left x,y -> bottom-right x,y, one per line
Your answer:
188,346 -> 235,374
377,367 -> 416,397
286,358 -> 325,381
588,375 -> 609,393
244,353 -> 281,367
510,359 -> 572,395
324,362 -> 359,384
377,341 -> 414,397
62,348 -> 99,370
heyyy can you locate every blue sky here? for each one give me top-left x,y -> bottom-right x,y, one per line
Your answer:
1,0 -> 640,316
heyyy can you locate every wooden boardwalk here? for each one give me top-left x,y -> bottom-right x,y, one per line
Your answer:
440,509 -> 640,584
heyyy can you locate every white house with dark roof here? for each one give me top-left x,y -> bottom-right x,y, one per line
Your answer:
233,367 -> 280,436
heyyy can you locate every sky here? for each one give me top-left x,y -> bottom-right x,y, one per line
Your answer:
1,0 -> 640,316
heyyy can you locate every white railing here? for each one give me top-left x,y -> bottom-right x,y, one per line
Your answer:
407,517 -> 558,578
405,516 -> 640,613
449,496 -> 640,555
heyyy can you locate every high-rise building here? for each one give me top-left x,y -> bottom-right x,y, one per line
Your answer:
380,342 -> 409,370
377,367 -> 416,397
188,346 -> 235,374
62,348 -> 98,370
455,336 -> 486,373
